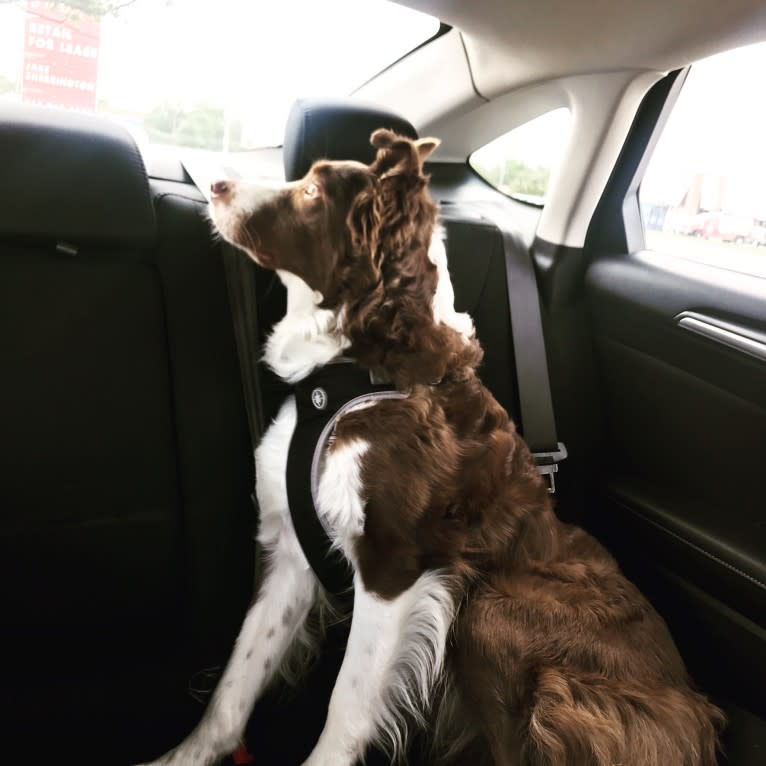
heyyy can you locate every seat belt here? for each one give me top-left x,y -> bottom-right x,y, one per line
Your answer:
220,242 -> 266,445
178,163 -> 267,700
477,206 -> 567,493
177,156 -> 266,446
220,242 -> 269,595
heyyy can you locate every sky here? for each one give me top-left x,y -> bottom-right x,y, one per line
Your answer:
472,108 -> 572,174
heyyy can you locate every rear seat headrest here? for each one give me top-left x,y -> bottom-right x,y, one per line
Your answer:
0,105 -> 156,246
283,98 -> 418,181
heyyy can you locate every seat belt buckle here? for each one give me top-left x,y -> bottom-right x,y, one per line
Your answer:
533,442 -> 568,494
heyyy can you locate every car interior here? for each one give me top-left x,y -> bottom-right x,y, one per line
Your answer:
1,1 -> 765,764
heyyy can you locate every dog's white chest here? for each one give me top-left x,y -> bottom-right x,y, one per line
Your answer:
254,396 -> 304,554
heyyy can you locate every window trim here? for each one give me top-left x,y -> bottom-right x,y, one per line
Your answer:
585,67 -> 687,255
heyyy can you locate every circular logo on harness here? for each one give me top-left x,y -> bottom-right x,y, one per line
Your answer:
311,387 -> 328,410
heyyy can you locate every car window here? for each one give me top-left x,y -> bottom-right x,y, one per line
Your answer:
640,42 -> 766,278
469,108 -> 572,206
0,0 -> 439,152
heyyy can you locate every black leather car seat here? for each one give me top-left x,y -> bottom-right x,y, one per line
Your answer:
0,105 -> 254,764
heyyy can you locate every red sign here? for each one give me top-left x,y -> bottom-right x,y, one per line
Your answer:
22,1 -> 101,111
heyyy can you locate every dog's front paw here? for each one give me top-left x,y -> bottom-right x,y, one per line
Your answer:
302,752 -> 355,766
133,743 -> 220,766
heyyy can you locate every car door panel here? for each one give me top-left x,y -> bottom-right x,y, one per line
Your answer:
585,249 -> 766,718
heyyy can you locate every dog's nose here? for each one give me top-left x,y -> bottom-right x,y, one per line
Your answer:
210,180 -> 230,197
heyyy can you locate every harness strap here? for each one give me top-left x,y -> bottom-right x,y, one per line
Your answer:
310,390 -> 408,523
286,364 -> 402,597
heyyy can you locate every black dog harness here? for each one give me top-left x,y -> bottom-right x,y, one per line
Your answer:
286,363 -> 406,597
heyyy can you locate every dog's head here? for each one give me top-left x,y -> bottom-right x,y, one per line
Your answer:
210,129 -> 481,386
210,129 -> 438,300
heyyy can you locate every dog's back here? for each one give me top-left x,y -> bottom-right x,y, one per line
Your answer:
326,369 -> 724,765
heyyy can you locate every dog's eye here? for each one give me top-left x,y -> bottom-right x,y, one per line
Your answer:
304,183 -> 319,199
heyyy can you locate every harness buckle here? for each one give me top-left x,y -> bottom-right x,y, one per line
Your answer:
533,442 -> 568,494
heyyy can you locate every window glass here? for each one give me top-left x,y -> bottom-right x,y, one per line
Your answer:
641,42 -> 766,278
0,0 -> 439,152
469,108 -> 572,205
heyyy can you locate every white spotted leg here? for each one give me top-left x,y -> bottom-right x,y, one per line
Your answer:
137,535 -> 317,766
300,571 -> 454,766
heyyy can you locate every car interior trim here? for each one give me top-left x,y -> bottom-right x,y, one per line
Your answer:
676,312 -> 766,363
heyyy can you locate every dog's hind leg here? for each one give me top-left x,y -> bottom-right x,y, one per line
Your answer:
523,666 -> 723,766
301,571 -> 455,766
449,670 -> 523,766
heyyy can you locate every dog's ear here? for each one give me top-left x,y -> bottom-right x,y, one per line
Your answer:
347,179 -> 383,266
415,137 -> 440,164
369,130 -> 440,180
370,128 -> 396,149
370,129 -> 439,162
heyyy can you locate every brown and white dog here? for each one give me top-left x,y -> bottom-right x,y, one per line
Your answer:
141,130 -> 723,766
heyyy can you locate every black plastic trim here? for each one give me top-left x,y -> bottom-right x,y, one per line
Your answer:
585,68 -> 686,254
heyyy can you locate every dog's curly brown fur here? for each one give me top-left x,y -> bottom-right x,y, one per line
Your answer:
341,129 -> 484,389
